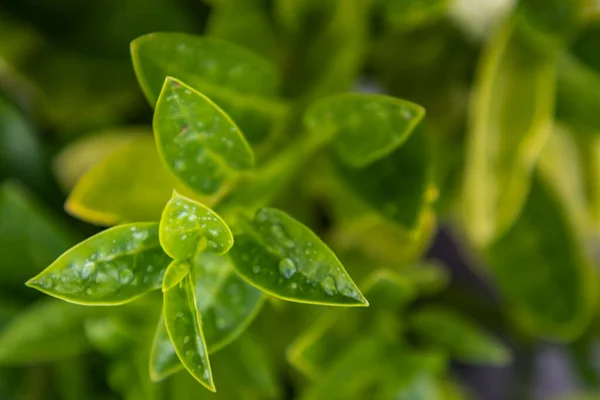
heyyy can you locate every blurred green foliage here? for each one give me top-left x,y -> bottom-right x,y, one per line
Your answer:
1,0 -> 600,399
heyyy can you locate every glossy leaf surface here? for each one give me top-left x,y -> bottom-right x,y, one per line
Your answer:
305,93 -> 425,168
409,306 -> 511,365
131,32 -> 284,145
194,252 -> 264,353
27,223 -> 171,305
149,316 -> 183,381
162,260 -> 191,292
229,208 -> 368,306
163,274 -> 215,391
0,300 -> 91,365
486,176 -> 595,339
462,16 -> 556,246
153,77 -> 254,196
159,191 -> 233,260
66,137 -> 181,226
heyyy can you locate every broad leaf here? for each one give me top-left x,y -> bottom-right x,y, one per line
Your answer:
149,316 -> 183,381
159,191 -> 233,260
485,175 -> 596,340
27,223 -> 171,305
163,273 -> 215,391
333,126 -> 434,231
131,32 -> 285,145
229,208 -> 368,306
162,260 -> 191,292
0,300 -> 91,365
194,252 -> 264,353
66,137 -> 202,226
462,15 -> 556,246
305,93 -> 425,168
153,77 -> 254,196
53,127 -> 147,191
409,306 -> 511,365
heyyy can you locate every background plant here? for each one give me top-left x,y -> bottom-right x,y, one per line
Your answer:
1,0 -> 600,399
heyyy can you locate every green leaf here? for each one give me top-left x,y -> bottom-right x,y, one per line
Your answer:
0,299 -> 91,365
27,223 -> 171,305
305,93 -> 425,168
333,125 -> 434,231
162,260 -> 191,292
409,306 -> 511,365
485,175 -> 596,340
0,181 -> 75,286
52,127 -> 147,191
159,191 -> 233,260
383,0 -> 448,31
149,316 -> 183,381
194,251 -> 265,353
462,15 -> 557,246
229,208 -> 368,306
163,273 -> 215,392
66,137 -> 205,226
153,77 -> 255,196
131,32 -> 284,145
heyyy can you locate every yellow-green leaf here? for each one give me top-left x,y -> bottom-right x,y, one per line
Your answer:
163,273 -> 215,391
162,260 -> 191,292
229,208 -> 368,307
159,191 -> 233,260
153,77 -> 254,196
27,223 -> 171,305
149,316 -> 183,381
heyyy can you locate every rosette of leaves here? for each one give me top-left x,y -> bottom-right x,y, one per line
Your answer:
24,32 -> 430,392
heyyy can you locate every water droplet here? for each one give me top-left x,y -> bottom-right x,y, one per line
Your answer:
401,109 -> 413,120
133,230 -> 148,241
119,269 -> 133,284
321,276 -> 337,296
203,370 -> 210,380
42,277 -> 53,289
147,265 -> 153,272
188,214 -> 197,222
278,258 -> 297,279
252,265 -> 261,274
80,262 -> 95,280
174,160 -> 186,171
86,288 -> 92,295
290,282 -> 298,290
183,336 -> 190,344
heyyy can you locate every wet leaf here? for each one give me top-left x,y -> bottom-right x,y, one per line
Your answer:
485,175 -> 596,340
66,137 -> 191,226
159,191 -> 233,260
0,299 -> 91,365
305,93 -> 425,168
229,208 -> 367,306
53,127 -> 147,191
162,260 -> 191,292
27,223 -> 171,305
149,316 -> 182,381
131,32 -> 284,145
409,306 -> 511,365
462,16 -> 557,246
194,252 -> 264,353
153,77 -> 254,196
163,273 -> 215,391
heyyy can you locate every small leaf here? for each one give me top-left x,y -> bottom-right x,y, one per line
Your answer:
194,252 -> 264,353
0,299 -> 91,365
485,175 -> 595,340
162,260 -> 191,292
409,306 -> 511,365
27,223 -> 171,305
159,191 -> 233,260
131,32 -> 284,145
66,137 -> 201,226
149,316 -> 183,381
52,127 -> 146,191
229,208 -> 367,306
305,92 -> 425,168
153,77 -> 254,196
163,273 -> 215,391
